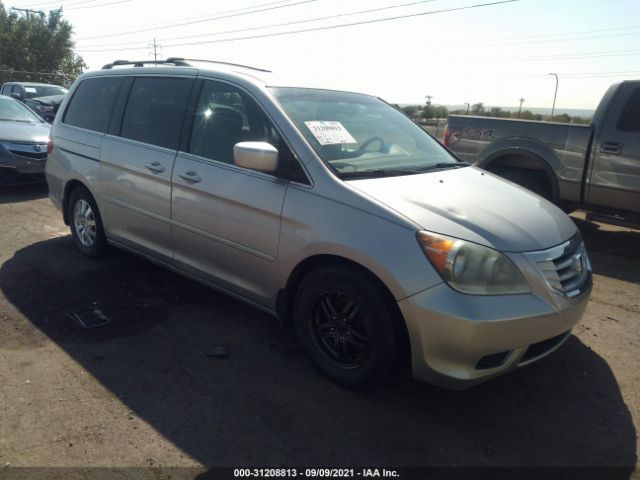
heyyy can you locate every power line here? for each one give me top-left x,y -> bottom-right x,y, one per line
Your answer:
455,27 -> 640,49
514,70 -> 640,79
75,0 -> 319,41
480,24 -> 640,42
77,0 -> 522,52
489,48 -> 640,63
64,0 -> 129,10
517,70 -> 640,77
78,0 -> 441,48
13,0 -> 102,9
553,74 -> 640,79
78,21 -> 640,51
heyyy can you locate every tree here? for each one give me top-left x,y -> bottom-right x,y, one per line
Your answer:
471,102 -> 485,114
427,105 -> 449,119
571,116 -> 591,125
550,113 -> 572,123
401,105 -> 419,116
0,3 -> 85,86
519,110 -> 543,121
488,107 -> 510,118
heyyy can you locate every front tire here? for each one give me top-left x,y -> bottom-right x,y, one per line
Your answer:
294,266 -> 398,389
68,186 -> 108,258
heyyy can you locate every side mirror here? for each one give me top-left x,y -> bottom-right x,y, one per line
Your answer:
10,92 -> 22,100
233,141 -> 278,173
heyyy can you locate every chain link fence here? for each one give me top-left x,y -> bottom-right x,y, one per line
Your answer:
0,67 -> 76,88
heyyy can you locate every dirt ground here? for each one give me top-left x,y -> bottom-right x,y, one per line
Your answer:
0,183 -> 638,477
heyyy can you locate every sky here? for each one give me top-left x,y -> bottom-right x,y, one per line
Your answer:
4,0 -> 640,112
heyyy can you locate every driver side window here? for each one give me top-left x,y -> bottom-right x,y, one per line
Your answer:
189,81 -> 279,162
187,80 -> 308,183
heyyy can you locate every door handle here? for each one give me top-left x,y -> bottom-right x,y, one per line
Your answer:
600,141 -> 623,155
178,170 -> 202,183
144,161 -> 165,173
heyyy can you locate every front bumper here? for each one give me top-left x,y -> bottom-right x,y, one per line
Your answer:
399,264 -> 591,389
0,143 -> 47,184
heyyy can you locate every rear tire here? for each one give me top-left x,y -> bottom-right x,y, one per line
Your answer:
67,186 -> 109,258
294,266 -> 398,389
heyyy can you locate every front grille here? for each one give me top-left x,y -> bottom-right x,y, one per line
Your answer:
526,235 -> 591,298
8,149 -> 46,160
1,142 -> 47,160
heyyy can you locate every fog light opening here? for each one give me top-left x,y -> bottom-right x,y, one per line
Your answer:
476,350 -> 511,370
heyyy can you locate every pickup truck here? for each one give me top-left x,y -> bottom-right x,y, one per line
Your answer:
444,80 -> 640,228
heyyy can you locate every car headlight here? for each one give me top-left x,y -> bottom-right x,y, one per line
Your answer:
417,231 -> 530,295
37,105 -> 54,112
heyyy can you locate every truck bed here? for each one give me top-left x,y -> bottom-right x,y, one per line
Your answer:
445,115 -> 593,204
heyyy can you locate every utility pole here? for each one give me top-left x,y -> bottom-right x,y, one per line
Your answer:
424,95 -> 433,123
11,7 -> 44,19
518,97 -> 525,118
148,38 -> 162,62
464,102 -> 470,115
549,72 -> 559,119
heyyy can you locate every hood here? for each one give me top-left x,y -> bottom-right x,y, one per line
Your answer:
348,166 -> 577,252
30,94 -> 65,105
0,120 -> 50,143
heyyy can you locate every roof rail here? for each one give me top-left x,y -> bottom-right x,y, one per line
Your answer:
101,57 -> 271,73
101,58 -> 192,69
165,57 -> 272,73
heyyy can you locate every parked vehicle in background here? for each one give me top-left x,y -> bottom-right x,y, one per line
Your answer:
0,95 -> 50,184
445,80 -> 640,228
0,82 -> 68,122
23,94 -> 65,123
46,58 -> 591,389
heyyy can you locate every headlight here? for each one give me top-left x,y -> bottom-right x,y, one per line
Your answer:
37,105 -> 54,112
417,231 -> 530,295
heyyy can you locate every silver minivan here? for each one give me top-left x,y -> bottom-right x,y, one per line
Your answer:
46,59 -> 592,389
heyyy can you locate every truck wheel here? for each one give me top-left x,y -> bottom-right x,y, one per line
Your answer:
294,266 -> 398,389
68,186 -> 109,258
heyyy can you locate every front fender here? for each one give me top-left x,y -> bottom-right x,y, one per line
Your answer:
278,187 -> 442,301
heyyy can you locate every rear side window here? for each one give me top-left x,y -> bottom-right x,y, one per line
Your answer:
617,88 -> 640,133
64,77 -> 123,133
120,77 -> 191,150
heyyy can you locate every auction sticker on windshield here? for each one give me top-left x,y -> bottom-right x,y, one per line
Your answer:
304,121 -> 357,145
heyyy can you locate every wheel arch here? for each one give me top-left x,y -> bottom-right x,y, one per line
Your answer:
478,141 -> 561,202
277,254 -> 411,366
62,178 -> 95,225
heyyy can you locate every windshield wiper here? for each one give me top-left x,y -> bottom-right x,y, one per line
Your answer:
339,168 -> 420,179
415,162 -> 470,172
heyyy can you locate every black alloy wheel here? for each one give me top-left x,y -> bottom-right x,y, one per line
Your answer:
294,265 -> 399,388
311,291 -> 373,369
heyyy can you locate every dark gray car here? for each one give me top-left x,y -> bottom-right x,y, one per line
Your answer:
23,94 -> 65,123
0,95 -> 50,185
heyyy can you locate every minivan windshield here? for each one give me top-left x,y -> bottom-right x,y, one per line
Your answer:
271,87 -> 465,178
0,97 -> 42,122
